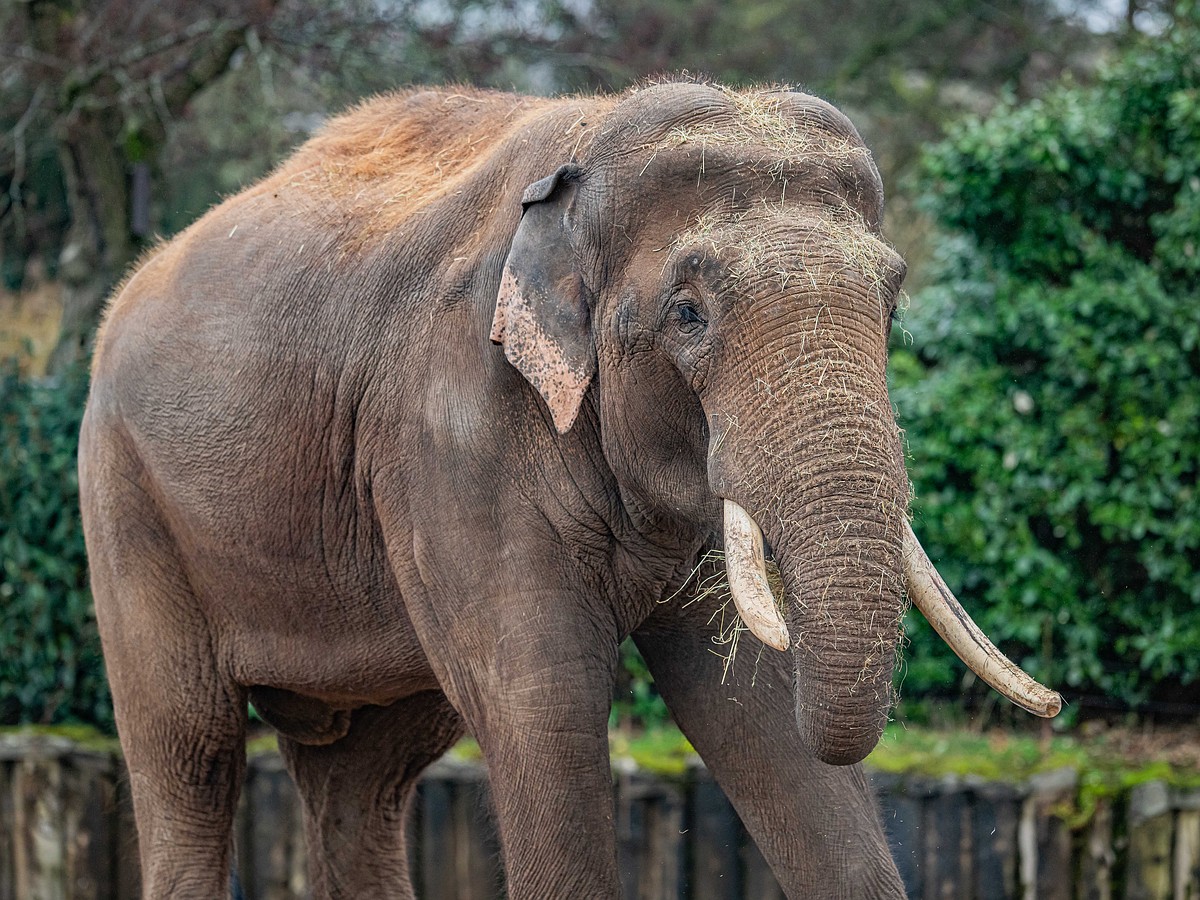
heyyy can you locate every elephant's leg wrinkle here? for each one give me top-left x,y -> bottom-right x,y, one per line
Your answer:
382,492 -> 625,896
279,691 -> 465,900
119,699 -> 247,900
453,641 -> 623,900
84,477 -> 248,899
98,590 -> 245,896
634,609 -> 906,900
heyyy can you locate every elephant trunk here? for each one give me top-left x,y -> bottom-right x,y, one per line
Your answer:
702,218 -> 1061,764
774,448 -> 906,766
712,366 -> 909,766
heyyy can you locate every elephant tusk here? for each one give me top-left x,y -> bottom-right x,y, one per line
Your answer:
903,520 -> 1062,718
723,500 -> 791,651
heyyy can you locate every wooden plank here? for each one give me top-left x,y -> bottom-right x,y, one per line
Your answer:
452,767 -> 502,900
1078,797 -> 1114,900
923,780 -> 968,900
1124,781 -> 1172,900
614,768 -> 691,900
1172,809 -> 1199,900
641,776 -> 686,900
971,780 -> 1023,900
687,773 -> 741,900
615,769 -> 648,900
874,772 -> 926,899
290,777 -> 308,898
62,751 -> 120,900
244,754 -> 305,900
0,757 -> 16,900
13,751 -> 67,900
614,769 -> 688,900
418,776 -> 457,900
1018,768 -> 1076,900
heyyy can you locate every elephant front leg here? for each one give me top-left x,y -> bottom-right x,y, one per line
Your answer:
634,603 -> 906,899
430,599 -> 623,899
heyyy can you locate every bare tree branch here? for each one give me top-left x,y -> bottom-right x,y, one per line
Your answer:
4,84 -> 47,242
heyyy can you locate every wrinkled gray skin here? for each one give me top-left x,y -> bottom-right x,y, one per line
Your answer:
79,82 -> 909,898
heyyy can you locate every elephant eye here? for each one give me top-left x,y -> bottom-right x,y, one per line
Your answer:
675,300 -> 707,332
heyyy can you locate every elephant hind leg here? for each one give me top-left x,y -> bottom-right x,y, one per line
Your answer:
86,495 -> 247,897
280,690 -> 465,900
116,663 -> 247,898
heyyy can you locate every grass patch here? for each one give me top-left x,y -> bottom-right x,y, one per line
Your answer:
869,724 -> 1200,788
246,732 -> 280,757
867,724 -> 1087,781
610,726 -> 697,777
0,723 -> 122,754
448,736 -> 483,762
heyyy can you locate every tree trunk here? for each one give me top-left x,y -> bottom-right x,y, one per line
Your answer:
25,1 -> 267,373
48,113 -> 135,374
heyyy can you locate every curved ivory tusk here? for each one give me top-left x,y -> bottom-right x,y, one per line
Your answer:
723,500 -> 791,651
903,521 -> 1062,718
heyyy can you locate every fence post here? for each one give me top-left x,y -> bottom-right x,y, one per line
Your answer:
12,738 -> 68,900
1018,767 -> 1077,900
687,766 -> 743,900
970,777 -> 1025,900
240,752 -> 306,900
873,769 -> 928,898
1079,796 -> 1115,900
614,761 -> 688,900
61,748 -> 120,900
1172,789 -> 1200,900
0,749 -> 16,900
1125,781 -> 1172,900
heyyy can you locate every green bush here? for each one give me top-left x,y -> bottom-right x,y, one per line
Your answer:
0,360 -> 111,730
892,15 -> 1200,719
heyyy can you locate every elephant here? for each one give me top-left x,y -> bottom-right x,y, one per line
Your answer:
78,79 -> 1060,898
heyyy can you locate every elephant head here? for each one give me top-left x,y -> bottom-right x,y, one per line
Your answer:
492,82 -> 1059,765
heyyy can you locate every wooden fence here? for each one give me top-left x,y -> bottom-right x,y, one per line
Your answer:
1,731 -> 1197,899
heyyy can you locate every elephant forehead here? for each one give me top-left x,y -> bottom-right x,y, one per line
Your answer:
673,205 -> 903,297
649,115 -> 871,176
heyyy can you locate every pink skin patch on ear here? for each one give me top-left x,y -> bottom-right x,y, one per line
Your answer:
492,267 -> 592,433
489,269 -> 515,343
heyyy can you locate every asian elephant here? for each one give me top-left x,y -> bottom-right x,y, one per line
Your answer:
78,80 -> 1059,899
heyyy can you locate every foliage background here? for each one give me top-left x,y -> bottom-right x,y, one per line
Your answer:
891,16 -> 1200,724
0,0 -> 1196,733
0,360 -> 105,728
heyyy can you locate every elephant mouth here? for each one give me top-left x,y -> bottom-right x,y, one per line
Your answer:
722,499 -> 1062,719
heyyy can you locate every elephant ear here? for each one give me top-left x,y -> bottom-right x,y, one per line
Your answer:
491,164 -> 595,434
